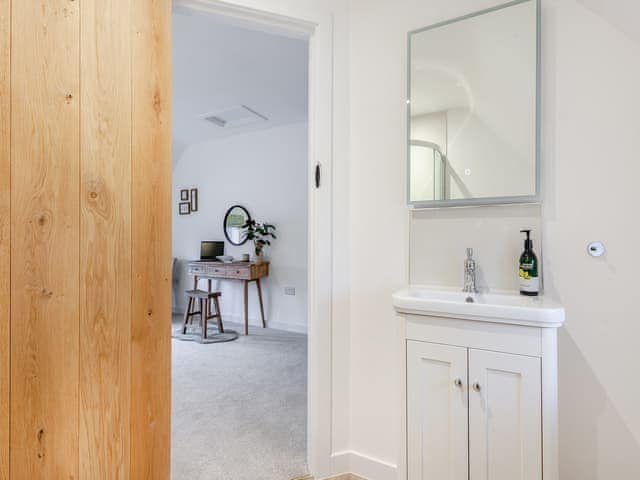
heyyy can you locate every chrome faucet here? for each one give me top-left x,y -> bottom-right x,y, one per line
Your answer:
463,248 -> 478,294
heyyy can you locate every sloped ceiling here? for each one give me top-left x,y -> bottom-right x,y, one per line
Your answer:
172,8 -> 309,160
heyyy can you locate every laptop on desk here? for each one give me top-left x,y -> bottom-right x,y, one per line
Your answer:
199,241 -> 224,261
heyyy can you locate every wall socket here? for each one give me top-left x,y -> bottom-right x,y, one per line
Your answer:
284,286 -> 296,296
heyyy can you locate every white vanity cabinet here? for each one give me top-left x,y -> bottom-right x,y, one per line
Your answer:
394,288 -> 564,480
468,349 -> 542,480
407,341 -> 469,480
407,340 -> 542,480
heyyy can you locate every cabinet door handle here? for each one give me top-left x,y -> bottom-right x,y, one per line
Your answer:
453,378 -> 463,388
472,382 -> 481,392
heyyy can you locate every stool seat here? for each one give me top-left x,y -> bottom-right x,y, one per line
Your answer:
182,289 -> 224,339
185,289 -> 221,299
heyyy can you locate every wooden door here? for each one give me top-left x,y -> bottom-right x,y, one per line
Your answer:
407,341 -> 468,480
0,0 -> 171,478
0,0 -> 9,477
469,349 -> 542,480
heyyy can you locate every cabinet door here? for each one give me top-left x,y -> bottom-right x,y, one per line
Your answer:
407,341 -> 468,480
469,349 -> 542,480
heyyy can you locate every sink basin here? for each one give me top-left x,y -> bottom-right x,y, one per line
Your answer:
392,286 -> 565,327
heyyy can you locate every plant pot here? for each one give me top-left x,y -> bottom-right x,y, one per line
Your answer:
254,254 -> 264,264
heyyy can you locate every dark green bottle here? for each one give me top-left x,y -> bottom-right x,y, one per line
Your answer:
519,229 -> 539,296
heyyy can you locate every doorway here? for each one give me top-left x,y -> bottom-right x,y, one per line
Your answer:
171,5 -> 311,479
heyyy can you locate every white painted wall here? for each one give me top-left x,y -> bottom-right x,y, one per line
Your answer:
172,122 -> 308,333
540,1 -> 640,476
349,0 -> 640,478
410,204 -> 542,291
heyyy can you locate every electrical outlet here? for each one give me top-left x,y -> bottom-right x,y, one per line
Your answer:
284,286 -> 296,296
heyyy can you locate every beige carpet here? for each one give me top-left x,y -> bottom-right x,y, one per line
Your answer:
171,315 -> 308,480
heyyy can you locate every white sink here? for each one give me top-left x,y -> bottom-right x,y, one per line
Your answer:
392,286 -> 565,327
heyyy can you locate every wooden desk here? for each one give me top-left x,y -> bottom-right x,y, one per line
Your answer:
187,261 -> 269,335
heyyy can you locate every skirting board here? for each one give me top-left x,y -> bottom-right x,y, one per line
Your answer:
330,451 -> 397,480
321,475 -> 367,480
170,311 -> 308,334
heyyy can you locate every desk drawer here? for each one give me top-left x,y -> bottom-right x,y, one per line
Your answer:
207,265 -> 227,276
225,267 -> 250,279
188,264 -> 207,275
188,264 -> 231,276
188,261 -> 268,280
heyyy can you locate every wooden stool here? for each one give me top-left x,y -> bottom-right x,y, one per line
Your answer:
182,290 -> 224,339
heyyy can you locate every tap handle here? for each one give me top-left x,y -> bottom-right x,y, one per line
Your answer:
466,248 -> 473,258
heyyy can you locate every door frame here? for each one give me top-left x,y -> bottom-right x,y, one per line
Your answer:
172,1 -> 335,477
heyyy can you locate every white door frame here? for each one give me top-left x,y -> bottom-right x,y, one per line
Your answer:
172,1 -> 335,477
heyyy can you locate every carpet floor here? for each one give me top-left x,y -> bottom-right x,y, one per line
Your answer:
171,315 -> 308,480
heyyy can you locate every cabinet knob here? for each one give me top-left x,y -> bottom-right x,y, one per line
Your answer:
472,382 -> 481,392
453,378 -> 463,388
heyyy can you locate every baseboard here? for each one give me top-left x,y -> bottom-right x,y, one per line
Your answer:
172,310 -> 308,334
266,320 -> 308,334
330,451 -> 397,480
320,474 -> 367,480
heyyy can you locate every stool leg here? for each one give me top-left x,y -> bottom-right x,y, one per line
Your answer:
188,296 -> 195,325
214,296 -> 224,333
182,297 -> 192,334
200,298 -> 207,340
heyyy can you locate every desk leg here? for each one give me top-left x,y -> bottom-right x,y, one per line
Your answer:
244,279 -> 249,335
256,278 -> 266,328
193,275 -> 198,290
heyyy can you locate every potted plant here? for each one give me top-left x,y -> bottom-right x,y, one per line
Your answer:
242,219 -> 276,263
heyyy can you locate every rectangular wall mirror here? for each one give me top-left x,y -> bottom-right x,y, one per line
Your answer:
408,0 -> 539,207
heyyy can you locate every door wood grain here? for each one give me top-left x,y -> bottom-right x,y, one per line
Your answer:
130,0 -> 172,478
0,0 -> 10,478
10,1 -> 80,479
3,1 -> 172,477
79,0 -> 132,478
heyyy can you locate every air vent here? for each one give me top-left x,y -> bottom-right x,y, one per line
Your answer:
202,105 -> 268,128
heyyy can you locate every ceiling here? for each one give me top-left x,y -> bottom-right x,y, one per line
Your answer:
172,8 -> 309,158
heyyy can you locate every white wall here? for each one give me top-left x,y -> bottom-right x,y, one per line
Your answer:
410,204 -> 542,291
349,0 -> 640,478
541,1 -> 640,476
173,122 -> 308,333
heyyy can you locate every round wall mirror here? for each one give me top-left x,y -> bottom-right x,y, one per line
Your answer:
223,205 -> 251,246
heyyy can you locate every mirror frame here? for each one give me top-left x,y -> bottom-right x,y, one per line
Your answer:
406,0 -> 541,208
223,205 -> 252,246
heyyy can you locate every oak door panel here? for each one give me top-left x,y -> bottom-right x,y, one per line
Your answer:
10,1 -> 80,479
79,0 -> 132,478
0,0 -> 10,478
130,0 -> 172,478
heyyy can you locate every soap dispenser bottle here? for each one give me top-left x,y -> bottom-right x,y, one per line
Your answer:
519,229 -> 539,296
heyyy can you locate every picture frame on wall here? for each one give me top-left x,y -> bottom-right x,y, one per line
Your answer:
180,189 -> 189,201
190,188 -> 198,212
179,202 -> 191,215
